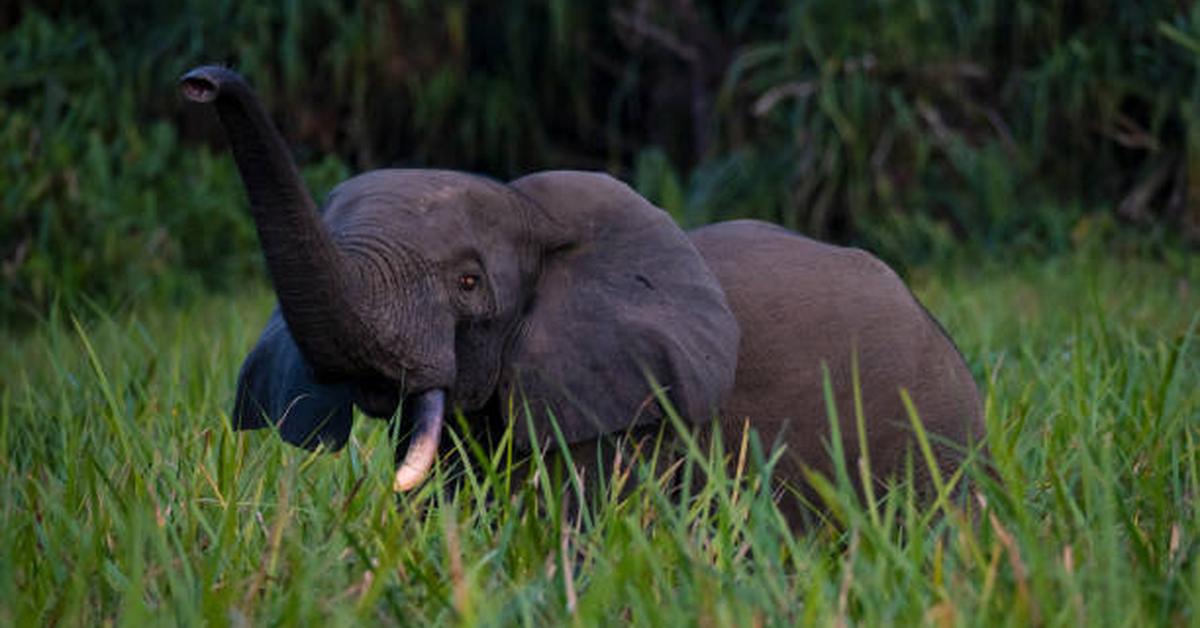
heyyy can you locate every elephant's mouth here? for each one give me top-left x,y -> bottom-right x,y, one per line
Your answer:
353,379 -> 401,418
392,388 -> 446,492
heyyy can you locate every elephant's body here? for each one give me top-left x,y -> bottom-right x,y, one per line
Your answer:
180,65 -> 987,525
689,220 -> 984,506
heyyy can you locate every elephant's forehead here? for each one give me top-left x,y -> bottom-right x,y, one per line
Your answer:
321,170 -> 528,261
326,169 -> 505,216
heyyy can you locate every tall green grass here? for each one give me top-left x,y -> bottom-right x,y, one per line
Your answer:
2,250 -> 1197,624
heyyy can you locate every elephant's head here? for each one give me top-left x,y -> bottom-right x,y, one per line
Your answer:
180,66 -> 739,491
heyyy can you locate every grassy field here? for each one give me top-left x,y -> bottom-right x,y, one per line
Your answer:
1,249 -> 1198,625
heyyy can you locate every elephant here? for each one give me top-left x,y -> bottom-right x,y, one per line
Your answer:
179,66 -> 985,518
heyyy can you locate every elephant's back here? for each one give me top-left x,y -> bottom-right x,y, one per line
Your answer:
688,220 -> 984,496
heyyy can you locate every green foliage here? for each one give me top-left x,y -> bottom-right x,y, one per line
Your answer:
0,9 -> 353,323
1,251 -> 1197,623
4,1 -> 1200,321
629,0 -> 1200,260
5,4 -> 1199,621
0,1 -> 607,323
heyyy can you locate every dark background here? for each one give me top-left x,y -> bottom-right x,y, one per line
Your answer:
3,0 -> 1199,324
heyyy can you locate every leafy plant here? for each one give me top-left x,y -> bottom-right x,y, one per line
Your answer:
4,1 -> 1200,323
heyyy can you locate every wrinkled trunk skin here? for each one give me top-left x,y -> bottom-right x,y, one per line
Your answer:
180,66 -> 357,374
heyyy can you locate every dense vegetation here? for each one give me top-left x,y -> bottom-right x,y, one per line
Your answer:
4,3 -> 1200,623
4,1 -> 1200,322
2,252 -> 1197,624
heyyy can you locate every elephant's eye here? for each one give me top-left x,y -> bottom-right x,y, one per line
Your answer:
458,274 -> 480,292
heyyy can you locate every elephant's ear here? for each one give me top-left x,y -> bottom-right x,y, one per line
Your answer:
504,171 -> 740,448
233,310 -> 355,451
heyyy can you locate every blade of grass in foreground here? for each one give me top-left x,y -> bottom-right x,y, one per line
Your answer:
0,251 -> 1197,623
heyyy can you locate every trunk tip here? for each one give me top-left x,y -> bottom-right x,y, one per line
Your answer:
179,66 -> 233,103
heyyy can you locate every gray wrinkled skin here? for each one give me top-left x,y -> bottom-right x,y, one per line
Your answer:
690,221 -> 985,518
183,66 -> 985,521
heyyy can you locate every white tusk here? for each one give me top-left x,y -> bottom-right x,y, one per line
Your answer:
392,389 -> 445,493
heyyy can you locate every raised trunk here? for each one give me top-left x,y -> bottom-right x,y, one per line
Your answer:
181,66 -> 357,374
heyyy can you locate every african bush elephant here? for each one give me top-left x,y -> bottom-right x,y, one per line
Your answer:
180,66 -> 985,513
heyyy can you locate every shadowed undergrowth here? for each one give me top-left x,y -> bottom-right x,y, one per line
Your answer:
1,250 -> 1198,625
6,1 -> 1200,323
